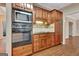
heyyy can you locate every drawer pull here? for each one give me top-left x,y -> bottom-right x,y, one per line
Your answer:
23,47 -> 24,49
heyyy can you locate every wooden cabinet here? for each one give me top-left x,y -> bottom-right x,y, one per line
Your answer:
33,7 -> 63,24
12,3 -> 22,8
57,11 -> 62,20
55,34 -> 61,45
38,8 -> 43,18
32,35 -> 40,52
33,7 -> 36,24
51,10 -> 62,45
34,6 -> 43,19
33,6 -> 49,24
39,34 -> 47,50
33,33 -> 55,52
55,20 -> 62,45
46,33 -> 55,48
35,7 -> 39,18
47,12 -> 52,24
42,10 -> 48,20
51,9 -> 63,45
13,44 -> 32,56
51,10 -> 57,22
12,3 -> 33,12
51,33 -> 55,46
51,9 -> 63,22
46,34 -> 52,48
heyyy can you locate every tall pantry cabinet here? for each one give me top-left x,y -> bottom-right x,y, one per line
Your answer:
51,9 -> 63,45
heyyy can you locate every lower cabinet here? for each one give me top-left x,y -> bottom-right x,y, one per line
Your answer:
54,34 -> 61,45
46,34 -> 52,48
39,34 -> 47,50
33,33 -> 55,52
32,35 -> 40,52
40,38 -> 47,50
51,33 -> 55,46
13,44 -> 32,56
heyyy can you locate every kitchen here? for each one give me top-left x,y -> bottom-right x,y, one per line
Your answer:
0,3 -> 63,56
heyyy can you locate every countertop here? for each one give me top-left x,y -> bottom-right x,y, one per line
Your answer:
32,32 -> 55,35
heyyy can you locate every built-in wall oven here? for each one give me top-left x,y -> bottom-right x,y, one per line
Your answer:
12,9 -> 32,47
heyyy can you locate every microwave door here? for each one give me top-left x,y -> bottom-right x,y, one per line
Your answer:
16,12 -> 30,22
14,10 -> 32,22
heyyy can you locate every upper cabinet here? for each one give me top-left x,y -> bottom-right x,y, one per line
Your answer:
12,3 -> 33,12
33,6 -> 51,24
33,6 -> 63,24
51,9 -> 63,22
42,10 -> 48,20
47,12 -> 52,24
38,8 -> 43,19
33,6 -> 43,19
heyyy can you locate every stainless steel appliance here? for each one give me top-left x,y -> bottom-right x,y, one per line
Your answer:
12,9 -> 32,47
12,9 -> 32,23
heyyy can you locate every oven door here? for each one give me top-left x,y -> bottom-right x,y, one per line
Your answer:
12,22 -> 32,33
12,31 -> 32,47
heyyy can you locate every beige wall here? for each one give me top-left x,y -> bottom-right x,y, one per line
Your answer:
0,4 -> 12,56
0,6 -> 6,53
5,3 -> 12,56
0,15 -> 3,36
76,20 -> 79,36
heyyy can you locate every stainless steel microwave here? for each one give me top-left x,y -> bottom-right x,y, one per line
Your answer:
12,10 -> 32,23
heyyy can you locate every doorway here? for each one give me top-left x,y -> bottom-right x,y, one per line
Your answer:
69,22 -> 73,38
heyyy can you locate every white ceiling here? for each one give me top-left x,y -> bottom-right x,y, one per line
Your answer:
34,3 -> 71,11
67,12 -> 79,20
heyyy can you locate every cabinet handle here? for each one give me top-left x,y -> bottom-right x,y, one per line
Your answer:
23,47 -> 24,49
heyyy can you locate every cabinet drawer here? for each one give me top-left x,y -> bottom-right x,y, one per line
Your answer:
13,46 -> 24,56
22,45 -> 32,55
13,44 -> 32,56
39,34 -> 47,38
33,35 -> 39,39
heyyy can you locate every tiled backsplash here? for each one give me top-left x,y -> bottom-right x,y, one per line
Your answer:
33,23 -> 55,34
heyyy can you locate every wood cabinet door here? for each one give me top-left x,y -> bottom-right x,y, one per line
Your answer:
40,38 -> 46,50
45,10 -> 48,20
35,7 -> 39,18
33,7 -> 36,24
47,12 -> 52,24
22,44 -> 32,56
33,35 -> 40,52
54,20 -> 62,45
51,10 -> 58,22
55,33 -> 62,45
57,12 -> 62,21
51,33 -> 55,46
39,34 -> 47,50
42,10 -> 46,19
12,3 -> 20,8
46,37 -> 52,48
38,8 -> 43,18
12,3 -> 24,9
